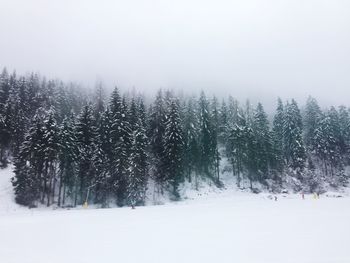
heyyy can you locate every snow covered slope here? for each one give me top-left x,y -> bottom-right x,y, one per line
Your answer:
1,167 -> 350,263
0,166 -> 23,214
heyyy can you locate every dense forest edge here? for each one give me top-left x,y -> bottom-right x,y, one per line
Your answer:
0,67 -> 349,208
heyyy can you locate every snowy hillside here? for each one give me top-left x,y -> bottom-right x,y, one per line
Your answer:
2,166 -> 350,263
0,166 -> 23,214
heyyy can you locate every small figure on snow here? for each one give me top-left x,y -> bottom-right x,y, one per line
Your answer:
274,196 -> 278,201
301,192 -> 305,200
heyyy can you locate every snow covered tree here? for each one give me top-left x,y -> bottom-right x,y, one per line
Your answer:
12,115 -> 45,206
164,99 -> 184,199
0,67 -> 12,162
75,104 -> 97,206
0,103 -> 12,167
92,107 -> 114,207
210,96 -> 221,184
6,74 -> 28,156
218,99 -> 228,143
114,96 -> 132,206
227,96 -> 240,125
57,115 -> 77,207
0,68 -> 10,109
272,98 -> 285,172
148,90 -> 167,190
108,87 -> 132,206
314,107 -> 343,178
244,126 -> 258,189
226,121 -> 247,187
93,81 -> 105,122
127,105 -> 148,207
198,91 -> 215,179
283,100 -> 306,173
303,96 -> 322,151
314,114 -> 335,176
251,103 -> 273,182
42,110 -> 59,206
338,105 -> 350,162
183,96 -> 200,183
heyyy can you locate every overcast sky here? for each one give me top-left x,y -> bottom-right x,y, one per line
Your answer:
0,0 -> 350,109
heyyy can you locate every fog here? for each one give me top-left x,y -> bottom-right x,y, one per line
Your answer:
1,0 -> 350,109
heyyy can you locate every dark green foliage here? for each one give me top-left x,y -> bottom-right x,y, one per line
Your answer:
148,90 -> 167,187
272,98 -> 285,172
164,99 -> 184,199
57,115 -> 77,207
183,97 -> 200,183
4,67 -> 350,207
127,107 -> 148,206
283,100 -> 306,172
75,104 -> 97,205
198,91 -> 216,179
303,96 -> 322,151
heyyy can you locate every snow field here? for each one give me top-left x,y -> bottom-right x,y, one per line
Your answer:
1,167 -> 350,263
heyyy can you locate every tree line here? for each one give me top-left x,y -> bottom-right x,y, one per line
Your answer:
0,68 -> 349,208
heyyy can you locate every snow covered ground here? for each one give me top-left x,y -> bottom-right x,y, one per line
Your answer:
1,167 -> 350,263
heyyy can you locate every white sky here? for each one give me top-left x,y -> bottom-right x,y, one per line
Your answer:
0,0 -> 350,109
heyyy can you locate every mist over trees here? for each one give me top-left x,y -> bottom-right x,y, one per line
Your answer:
0,68 -> 349,208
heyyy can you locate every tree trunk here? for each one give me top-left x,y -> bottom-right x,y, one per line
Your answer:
47,173 -> 52,207
74,176 -> 78,207
62,182 -> 66,206
57,170 -> 63,207
51,165 -> 56,204
43,163 -> 49,204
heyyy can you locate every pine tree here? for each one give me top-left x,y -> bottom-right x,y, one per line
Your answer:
6,73 -> 28,156
42,110 -> 59,206
93,81 -> 105,122
198,91 -> 215,179
12,115 -> 45,206
227,120 -> 247,188
148,90 -> 167,190
75,104 -> 97,206
135,97 -> 149,201
109,86 -> 123,199
164,99 -> 184,199
245,127 -> 259,189
252,103 -> 273,182
272,98 -> 285,172
338,105 -> 350,162
328,107 -> 342,170
218,99 -> 228,143
92,107 -> 114,207
210,96 -> 221,184
0,103 -> 11,167
57,115 -> 77,207
283,100 -> 306,173
314,114 -> 332,176
314,107 -> 342,177
0,68 -> 10,111
227,96 -> 240,125
127,107 -> 148,207
303,96 -> 322,151
12,156 -> 38,207
183,97 -> 200,183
